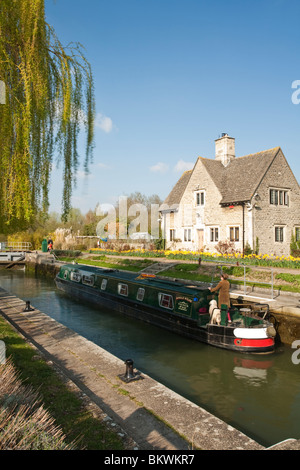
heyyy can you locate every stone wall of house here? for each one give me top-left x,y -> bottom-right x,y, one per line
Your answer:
163,149 -> 300,256
165,158 -> 252,253
253,149 -> 300,256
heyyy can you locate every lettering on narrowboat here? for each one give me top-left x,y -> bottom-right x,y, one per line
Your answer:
175,296 -> 192,315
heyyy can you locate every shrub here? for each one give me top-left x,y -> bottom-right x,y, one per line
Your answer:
51,249 -> 81,258
215,240 -> 236,255
0,358 -> 74,450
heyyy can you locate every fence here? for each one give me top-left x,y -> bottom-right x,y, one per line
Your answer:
0,242 -> 32,251
211,262 -> 275,299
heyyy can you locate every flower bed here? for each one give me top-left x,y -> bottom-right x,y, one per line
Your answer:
89,248 -> 300,269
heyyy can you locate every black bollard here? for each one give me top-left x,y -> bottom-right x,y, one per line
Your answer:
125,359 -> 134,380
24,301 -> 34,312
118,358 -> 142,383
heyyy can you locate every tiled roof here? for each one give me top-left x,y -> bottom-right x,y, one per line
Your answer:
162,169 -> 192,208
163,147 -> 280,206
203,147 -> 280,204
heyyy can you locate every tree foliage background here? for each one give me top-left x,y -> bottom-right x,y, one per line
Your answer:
0,0 -> 95,233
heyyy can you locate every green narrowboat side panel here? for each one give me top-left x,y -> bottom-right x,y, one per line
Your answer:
57,264 -> 211,321
55,264 -> 276,354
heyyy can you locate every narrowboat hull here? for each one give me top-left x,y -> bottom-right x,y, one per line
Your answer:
55,265 -> 276,354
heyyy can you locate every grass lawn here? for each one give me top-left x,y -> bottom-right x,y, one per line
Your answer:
0,314 -> 125,450
59,255 -> 155,272
158,263 -> 300,293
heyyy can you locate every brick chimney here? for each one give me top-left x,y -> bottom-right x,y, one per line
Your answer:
215,133 -> 235,166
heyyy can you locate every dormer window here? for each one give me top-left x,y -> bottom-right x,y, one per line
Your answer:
195,191 -> 205,206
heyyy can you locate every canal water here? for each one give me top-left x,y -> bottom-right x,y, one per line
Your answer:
0,268 -> 299,447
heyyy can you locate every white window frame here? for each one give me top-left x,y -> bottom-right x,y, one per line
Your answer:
195,190 -> 205,206
82,275 -> 94,286
269,188 -> 289,206
210,227 -> 219,243
118,283 -> 128,297
70,272 -> 81,282
136,287 -> 145,301
184,228 -> 192,242
275,226 -> 284,243
229,226 -> 239,242
170,229 -> 176,241
158,293 -> 174,310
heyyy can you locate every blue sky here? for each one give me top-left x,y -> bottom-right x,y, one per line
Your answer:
45,0 -> 300,215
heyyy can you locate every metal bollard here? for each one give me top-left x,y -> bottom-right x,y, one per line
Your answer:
24,300 -> 34,312
118,358 -> 142,383
125,359 -> 134,380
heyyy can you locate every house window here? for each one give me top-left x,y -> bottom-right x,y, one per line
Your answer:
270,189 -> 289,206
170,229 -> 176,241
184,229 -> 192,242
275,226 -> 284,242
296,227 -> 300,242
229,226 -> 239,242
158,293 -> 174,310
196,191 -> 205,206
118,283 -> 128,297
210,227 -> 219,242
101,279 -> 107,290
136,287 -> 145,301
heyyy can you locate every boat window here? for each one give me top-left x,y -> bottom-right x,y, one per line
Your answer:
101,279 -> 107,290
158,293 -> 174,310
118,283 -> 128,297
82,275 -> 94,286
70,272 -> 81,282
136,287 -> 145,301
63,270 -> 68,280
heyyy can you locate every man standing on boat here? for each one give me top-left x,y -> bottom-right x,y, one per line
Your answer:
209,273 -> 230,309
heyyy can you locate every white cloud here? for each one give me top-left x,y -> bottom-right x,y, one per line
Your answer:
95,113 -> 113,133
96,162 -> 112,170
149,162 -> 169,173
174,160 -> 194,172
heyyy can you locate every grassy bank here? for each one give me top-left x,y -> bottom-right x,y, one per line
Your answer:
0,315 -> 125,450
159,264 -> 300,293
57,254 -> 300,294
59,255 -> 155,272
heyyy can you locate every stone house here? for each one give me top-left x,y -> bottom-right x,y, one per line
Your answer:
160,134 -> 300,256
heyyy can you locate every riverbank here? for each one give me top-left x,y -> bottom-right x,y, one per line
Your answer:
2,286 -> 298,451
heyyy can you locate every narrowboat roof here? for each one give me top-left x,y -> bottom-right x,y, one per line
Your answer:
60,264 -> 209,296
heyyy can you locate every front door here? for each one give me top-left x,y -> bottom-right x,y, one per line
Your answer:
197,229 -> 204,250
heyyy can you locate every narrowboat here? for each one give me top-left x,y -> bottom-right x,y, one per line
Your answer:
55,264 -> 276,354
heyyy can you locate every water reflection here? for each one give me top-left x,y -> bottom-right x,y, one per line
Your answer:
0,268 -> 299,447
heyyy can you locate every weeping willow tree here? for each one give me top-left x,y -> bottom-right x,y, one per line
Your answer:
0,0 -> 95,233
